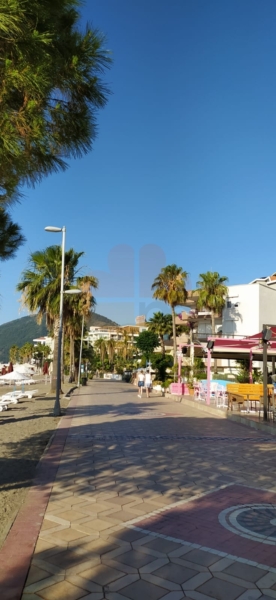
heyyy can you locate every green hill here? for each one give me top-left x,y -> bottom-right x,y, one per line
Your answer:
0,313 -> 118,363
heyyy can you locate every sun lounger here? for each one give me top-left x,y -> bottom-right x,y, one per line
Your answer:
0,389 -> 38,405
22,389 -> 38,399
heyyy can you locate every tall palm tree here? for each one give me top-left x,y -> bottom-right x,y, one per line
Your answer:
148,312 -> 172,355
116,329 -> 132,361
106,338 -> 116,365
196,271 -> 228,372
17,245 -> 85,391
196,272 -> 228,336
94,338 -> 107,365
63,275 -> 98,381
152,265 -> 188,364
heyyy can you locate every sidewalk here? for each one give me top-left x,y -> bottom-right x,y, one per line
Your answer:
3,380 -> 276,599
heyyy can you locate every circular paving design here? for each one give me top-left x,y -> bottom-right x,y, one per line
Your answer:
219,503 -> 276,544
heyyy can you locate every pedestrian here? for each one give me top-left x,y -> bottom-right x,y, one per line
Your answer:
144,369 -> 152,398
137,370 -> 145,398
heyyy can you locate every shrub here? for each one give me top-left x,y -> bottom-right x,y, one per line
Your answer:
163,379 -> 173,389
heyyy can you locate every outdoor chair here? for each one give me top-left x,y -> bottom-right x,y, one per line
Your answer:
216,385 -> 228,409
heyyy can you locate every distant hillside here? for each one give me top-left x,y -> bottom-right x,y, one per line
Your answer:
0,313 -> 118,363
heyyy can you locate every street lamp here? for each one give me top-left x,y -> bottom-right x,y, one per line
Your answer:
45,226 -> 65,416
45,225 -> 81,416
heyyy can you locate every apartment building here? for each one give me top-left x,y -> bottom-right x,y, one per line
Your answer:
176,274 -> 276,341
86,323 -> 148,346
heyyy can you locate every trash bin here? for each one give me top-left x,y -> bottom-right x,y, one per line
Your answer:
81,377 -> 87,386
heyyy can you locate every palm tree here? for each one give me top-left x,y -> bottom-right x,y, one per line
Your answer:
116,330 -> 132,362
186,310 -> 198,378
17,245 -> 85,391
148,312 -> 172,354
196,272 -> 228,336
152,265 -> 188,364
63,275 -> 98,381
9,344 -> 19,364
196,271 -> 228,372
94,338 -> 107,366
0,209 -> 25,260
19,342 -> 34,363
106,338 -> 116,366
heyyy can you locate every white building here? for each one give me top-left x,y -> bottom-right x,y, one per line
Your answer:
222,281 -> 276,337
86,323 -> 148,346
192,276 -> 276,341
33,336 -> 54,352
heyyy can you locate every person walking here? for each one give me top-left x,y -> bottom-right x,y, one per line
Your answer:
144,369 -> 152,398
137,370 -> 145,398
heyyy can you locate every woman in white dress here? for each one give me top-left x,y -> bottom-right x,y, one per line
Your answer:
144,369 -> 152,398
137,370 -> 145,397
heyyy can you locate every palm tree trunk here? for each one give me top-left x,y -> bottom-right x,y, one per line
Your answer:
161,336 -> 165,355
70,333 -> 75,381
51,317 -> 60,392
72,336 -> 76,381
190,329 -> 194,378
211,310 -> 217,373
61,327 -> 65,384
172,306 -> 177,365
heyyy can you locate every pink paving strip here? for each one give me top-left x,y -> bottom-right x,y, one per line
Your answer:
0,392 -> 79,600
136,485 -> 276,568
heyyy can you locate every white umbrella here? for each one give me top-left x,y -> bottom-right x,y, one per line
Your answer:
14,364 -> 34,374
0,371 -> 28,381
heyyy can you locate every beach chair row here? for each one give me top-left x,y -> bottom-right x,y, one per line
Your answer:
0,390 -> 38,411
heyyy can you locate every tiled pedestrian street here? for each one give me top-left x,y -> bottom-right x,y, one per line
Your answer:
3,381 -> 276,600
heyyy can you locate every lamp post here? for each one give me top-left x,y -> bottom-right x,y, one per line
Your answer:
206,340 -> 215,406
45,226 -> 65,416
262,326 -> 272,421
45,225 -> 81,416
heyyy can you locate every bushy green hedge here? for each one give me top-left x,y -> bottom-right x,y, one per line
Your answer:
163,379 -> 173,389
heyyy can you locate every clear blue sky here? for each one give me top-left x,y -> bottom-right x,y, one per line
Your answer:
2,0 -> 276,325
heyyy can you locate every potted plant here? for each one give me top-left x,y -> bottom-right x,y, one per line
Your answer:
188,377 -> 195,396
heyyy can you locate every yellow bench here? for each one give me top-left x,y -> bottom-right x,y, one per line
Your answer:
226,383 -> 273,412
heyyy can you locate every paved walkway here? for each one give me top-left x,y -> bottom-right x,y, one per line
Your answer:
6,380 -> 276,599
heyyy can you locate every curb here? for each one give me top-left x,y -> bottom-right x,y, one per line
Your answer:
64,385 -> 78,398
169,393 -> 276,437
227,412 -> 276,437
168,393 -> 227,418
0,393 -> 79,600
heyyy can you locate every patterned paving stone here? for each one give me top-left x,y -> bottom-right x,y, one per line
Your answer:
153,563 -> 198,585
53,510 -> 89,522
119,578 -> 167,600
78,565 -> 124,586
112,529 -> 147,543
25,567 -> 53,587
35,580 -> 87,600
223,562 -> 268,583
45,549 -> 91,570
116,549 -> 157,568
196,576 -> 245,600
43,528 -> 89,544
143,539 -> 182,554
183,549 -> 222,567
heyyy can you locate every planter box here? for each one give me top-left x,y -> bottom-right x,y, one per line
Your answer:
170,383 -> 189,395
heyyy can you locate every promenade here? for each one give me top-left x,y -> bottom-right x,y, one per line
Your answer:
3,380 -> 276,599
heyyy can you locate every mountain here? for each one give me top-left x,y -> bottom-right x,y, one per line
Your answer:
0,313 -> 118,363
